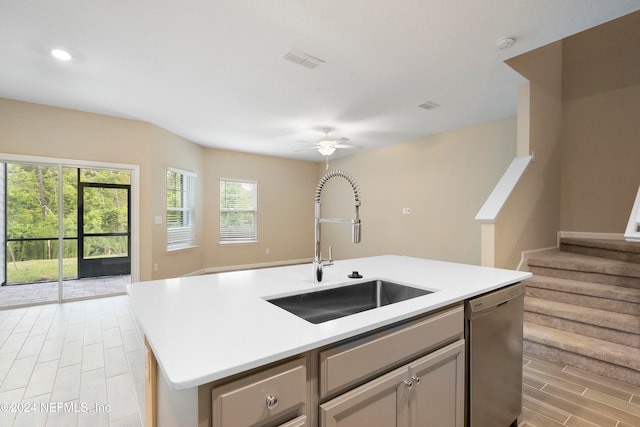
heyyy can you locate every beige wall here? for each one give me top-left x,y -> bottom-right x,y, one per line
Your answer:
317,117 -> 516,266
560,84 -> 640,232
0,98 -> 318,282
497,42 -> 563,269
0,98 -> 155,280
150,125 -> 205,279
559,11 -> 640,233
562,11 -> 640,102
202,149 -> 317,269
491,11 -> 640,268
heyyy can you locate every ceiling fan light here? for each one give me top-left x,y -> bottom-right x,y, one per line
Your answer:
318,146 -> 336,156
51,48 -> 73,61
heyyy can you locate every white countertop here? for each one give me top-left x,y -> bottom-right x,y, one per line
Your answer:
127,255 -> 531,390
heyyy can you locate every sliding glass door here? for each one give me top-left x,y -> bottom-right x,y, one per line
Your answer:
3,163 -> 61,306
1,160 -> 133,308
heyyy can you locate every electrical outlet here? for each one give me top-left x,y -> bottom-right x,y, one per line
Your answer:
153,263 -> 159,272
402,208 -> 411,215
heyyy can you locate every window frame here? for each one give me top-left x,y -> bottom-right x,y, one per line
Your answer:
166,167 -> 197,251
219,178 -> 258,244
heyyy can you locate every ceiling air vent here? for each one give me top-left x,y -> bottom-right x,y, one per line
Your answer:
282,49 -> 325,69
418,101 -> 440,111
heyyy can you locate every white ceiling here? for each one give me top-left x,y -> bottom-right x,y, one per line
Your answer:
1,1 -> 639,162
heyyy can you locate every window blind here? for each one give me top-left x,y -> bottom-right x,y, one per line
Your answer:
167,168 -> 196,249
220,179 -> 257,242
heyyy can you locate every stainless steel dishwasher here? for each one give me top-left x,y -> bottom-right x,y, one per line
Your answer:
465,283 -> 525,427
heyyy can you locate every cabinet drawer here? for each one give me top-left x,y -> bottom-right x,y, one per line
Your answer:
212,358 -> 307,427
319,304 -> 463,398
278,415 -> 308,427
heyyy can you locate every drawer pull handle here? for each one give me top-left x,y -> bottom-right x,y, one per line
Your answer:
403,379 -> 414,389
265,395 -> 279,410
412,375 -> 421,385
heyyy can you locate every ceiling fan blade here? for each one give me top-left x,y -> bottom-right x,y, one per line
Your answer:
294,145 -> 322,152
294,131 -> 358,154
334,143 -> 360,149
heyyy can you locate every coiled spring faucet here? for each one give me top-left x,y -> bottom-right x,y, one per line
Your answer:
314,170 -> 361,282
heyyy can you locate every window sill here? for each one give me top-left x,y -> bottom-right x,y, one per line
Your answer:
167,243 -> 199,253
218,240 -> 259,246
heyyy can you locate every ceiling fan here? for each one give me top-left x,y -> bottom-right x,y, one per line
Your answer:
299,129 -> 360,157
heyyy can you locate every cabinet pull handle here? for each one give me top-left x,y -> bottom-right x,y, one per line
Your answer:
403,379 -> 414,389
265,395 -> 279,410
412,375 -> 421,385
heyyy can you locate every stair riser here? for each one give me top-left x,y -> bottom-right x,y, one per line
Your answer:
529,266 -> 640,289
524,241 -> 640,387
525,287 -> 640,317
524,312 -> 640,348
523,340 -> 640,387
561,243 -> 640,264
524,278 -> 640,304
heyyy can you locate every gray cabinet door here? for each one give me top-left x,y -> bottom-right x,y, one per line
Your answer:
320,365 -> 410,427
409,340 -> 465,427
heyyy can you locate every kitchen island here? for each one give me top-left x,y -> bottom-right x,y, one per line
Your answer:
128,255 -> 531,427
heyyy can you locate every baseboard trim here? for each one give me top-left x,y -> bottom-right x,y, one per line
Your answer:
558,231 -> 625,241
517,246 -> 557,271
184,258 -> 313,277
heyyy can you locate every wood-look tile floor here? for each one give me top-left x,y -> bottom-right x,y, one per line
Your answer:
522,354 -> 640,427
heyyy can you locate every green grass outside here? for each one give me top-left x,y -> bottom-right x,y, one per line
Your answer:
6,258 -> 78,284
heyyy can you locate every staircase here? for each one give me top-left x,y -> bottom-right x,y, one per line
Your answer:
523,237 -> 640,386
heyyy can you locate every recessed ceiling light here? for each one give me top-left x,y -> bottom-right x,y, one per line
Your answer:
51,48 -> 73,61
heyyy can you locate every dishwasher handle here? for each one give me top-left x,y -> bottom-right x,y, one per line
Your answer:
464,283 -> 524,319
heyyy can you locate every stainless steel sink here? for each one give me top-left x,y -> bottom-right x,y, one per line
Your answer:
266,280 -> 433,324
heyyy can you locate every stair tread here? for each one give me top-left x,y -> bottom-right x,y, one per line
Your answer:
525,275 -> 640,303
525,296 -> 640,334
524,243 -> 640,384
527,249 -> 640,279
561,237 -> 640,255
524,322 -> 640,371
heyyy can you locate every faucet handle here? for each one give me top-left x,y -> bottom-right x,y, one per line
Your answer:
323,246 -> 334,267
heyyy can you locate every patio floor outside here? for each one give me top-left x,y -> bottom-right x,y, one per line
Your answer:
0,275 -> 130,309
